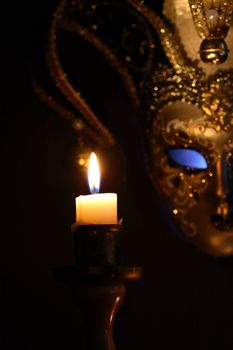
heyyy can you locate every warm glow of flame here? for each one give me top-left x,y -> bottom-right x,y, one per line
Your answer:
88,152 -> 100,194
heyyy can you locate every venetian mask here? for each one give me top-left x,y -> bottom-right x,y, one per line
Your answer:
36,0 -> 233,256
143,0 -> 233,256
145,74 -> 233,256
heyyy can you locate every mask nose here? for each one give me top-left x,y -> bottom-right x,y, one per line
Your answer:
211,156 -> 233,230
215,156 -> 230,214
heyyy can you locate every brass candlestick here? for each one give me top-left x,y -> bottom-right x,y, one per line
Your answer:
54,224 -> 143,350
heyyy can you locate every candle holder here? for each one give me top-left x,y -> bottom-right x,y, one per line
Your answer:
53,224 -> 143,350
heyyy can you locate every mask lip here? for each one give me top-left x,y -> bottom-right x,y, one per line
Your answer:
211,214 -> 233,231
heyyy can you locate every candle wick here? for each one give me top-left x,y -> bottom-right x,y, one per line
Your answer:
90,185 -> 99,194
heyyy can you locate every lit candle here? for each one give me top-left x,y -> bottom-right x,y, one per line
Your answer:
75,153 -> 118,225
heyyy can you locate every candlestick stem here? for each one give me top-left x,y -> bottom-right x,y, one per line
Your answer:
72,284 -> 125,350
53,224 -> 143,350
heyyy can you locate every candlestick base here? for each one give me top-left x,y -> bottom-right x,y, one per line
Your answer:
53,224 -> 143,350
53,265 -> 143,286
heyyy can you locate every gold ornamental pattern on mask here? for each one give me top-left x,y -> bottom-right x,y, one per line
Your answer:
146,64 -> 233,133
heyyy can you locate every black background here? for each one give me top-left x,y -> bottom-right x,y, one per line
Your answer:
2,1 -> 233,349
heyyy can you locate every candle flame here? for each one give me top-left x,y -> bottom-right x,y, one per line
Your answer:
88,152 -> 100,194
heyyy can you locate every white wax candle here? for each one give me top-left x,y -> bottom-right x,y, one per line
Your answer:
75,152 -> 118,225
75,193 -> 118,225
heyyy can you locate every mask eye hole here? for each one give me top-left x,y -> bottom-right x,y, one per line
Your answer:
167,148 -> 208,170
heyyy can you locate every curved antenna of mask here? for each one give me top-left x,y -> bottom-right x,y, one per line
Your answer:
35,0 -> 190,149
127,0 -> 191,71
47,1 -> 114,146
44,0 -> 146,147
32,79 -> 108,147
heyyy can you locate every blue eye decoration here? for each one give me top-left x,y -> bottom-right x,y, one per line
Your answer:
167,148 -> 208,170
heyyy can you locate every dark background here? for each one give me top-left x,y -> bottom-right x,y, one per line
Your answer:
2,1 -> 233,349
